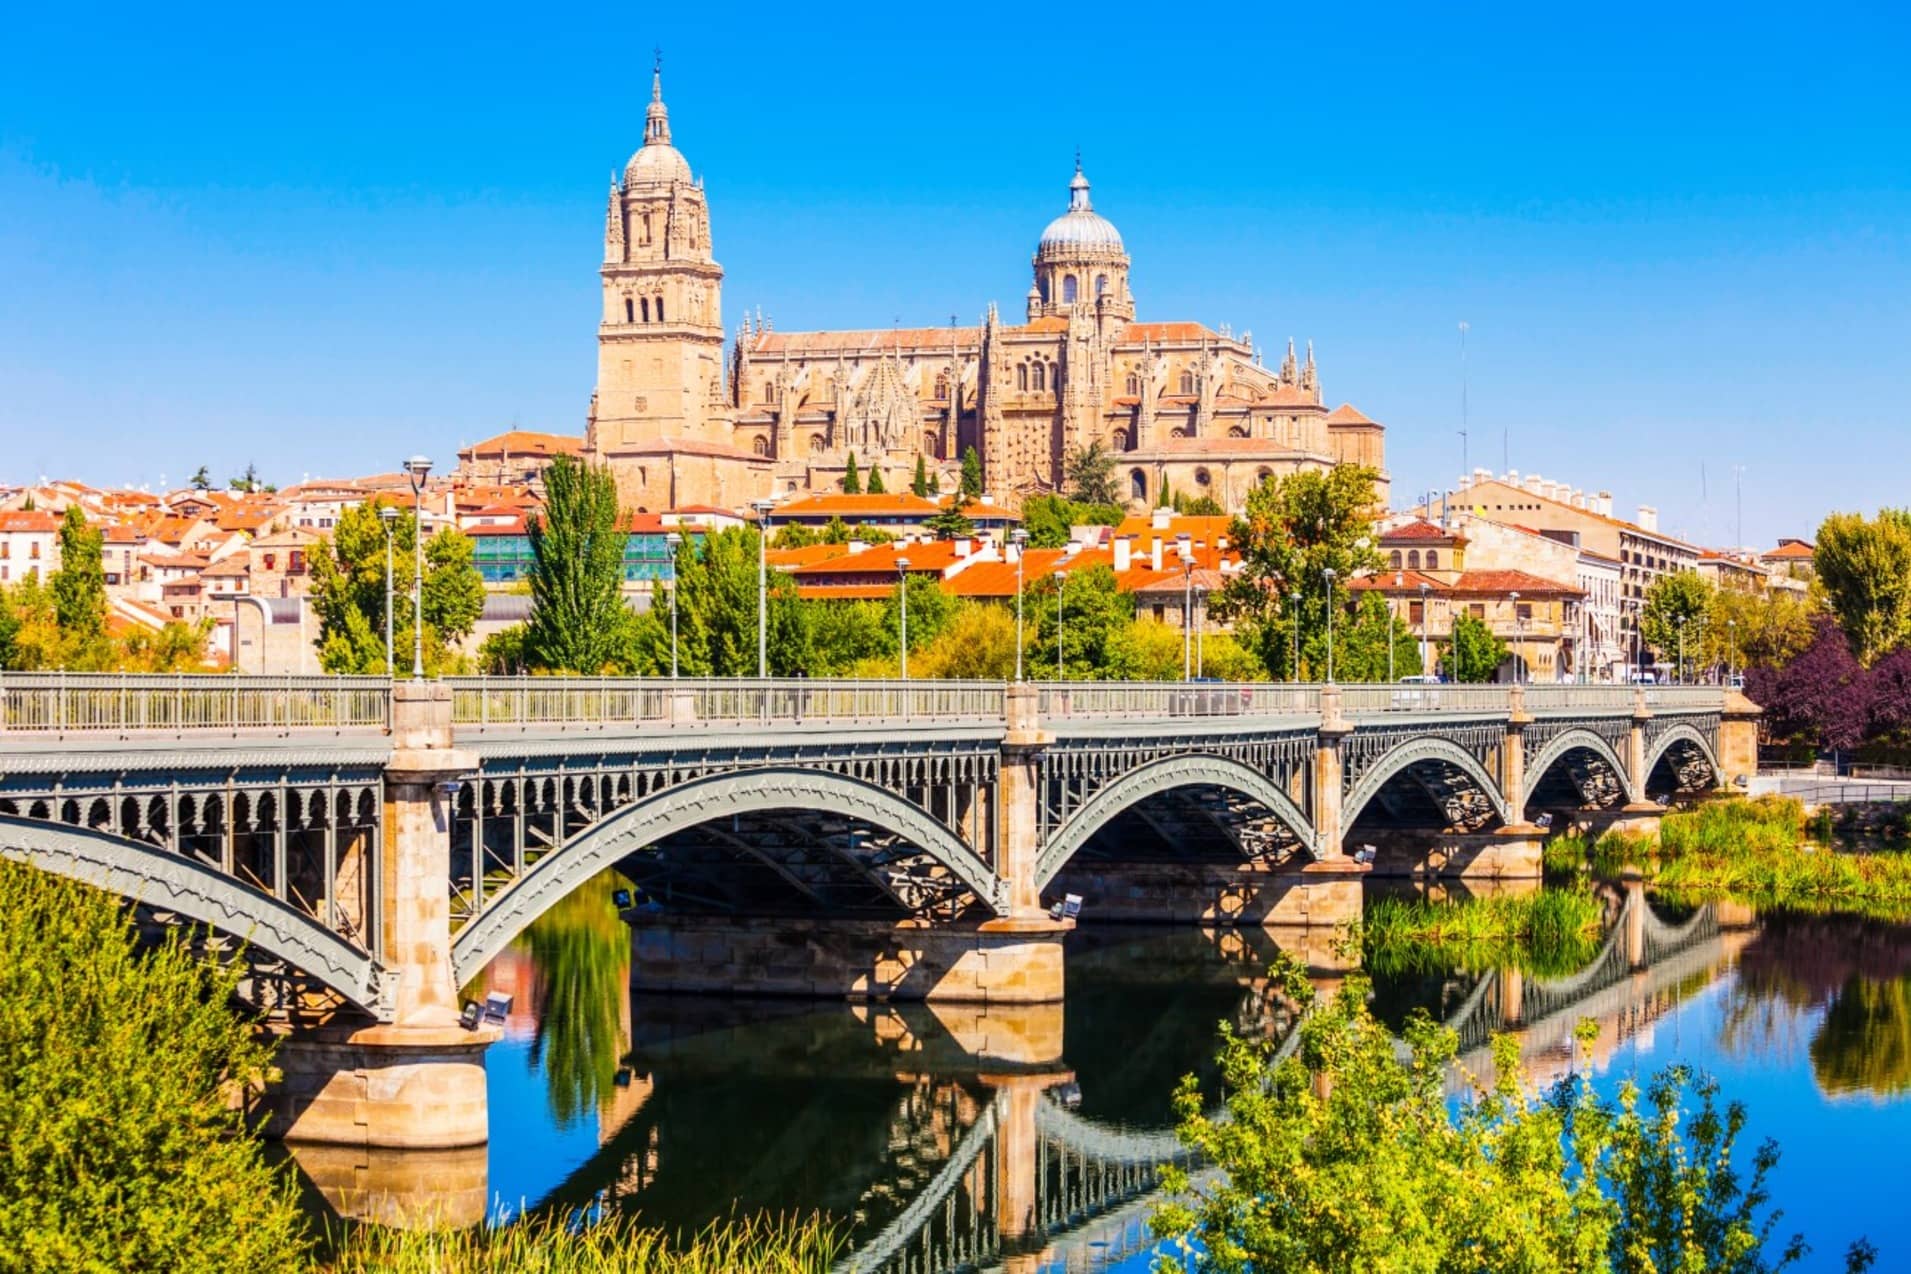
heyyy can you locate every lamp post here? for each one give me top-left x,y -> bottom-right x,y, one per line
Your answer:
1289,589 -> 1301,683
1728,617 -> 1737,685
1195,585 -> 1207,677
402,455 -> 433,678
1011,529 -> 1029,682
752,498 -> 775,679
1322,567 -> 1338,683
1055,570 -> 1068,681
896,555 -> 911,679
1418,581 -> 1431,679
1177,532 -> 1193,681
1676,615 -> 1686,686
378,505 -> 399,675
1509,590 -> 1522,684
665,531 -> 682,679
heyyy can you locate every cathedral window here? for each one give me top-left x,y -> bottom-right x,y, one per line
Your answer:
655,295 -> 666,323
1408,551 -> 1421,569
1130,470 -> 1148,502
1390,550 -> 1403,569
924,432 -> 938,455
1031,362 -> 1047,392
1016,364 -> 1029,392
809,434 -> 826,454
1125,373 -> 1140,396
1179,371 -> 1195,395
1228,425 -> 1248,438
640,297 -> 650,322
625,298 -> 634,323
1062,274 -> 1078,303
1194,468 -> 1211,487
1424,550 -> 1439,570
934,375 -> 948,400
762,380 -> 773,401
752,436 -> 770,457
1096,274 -> 1108,297
1110,429 -> 1127,452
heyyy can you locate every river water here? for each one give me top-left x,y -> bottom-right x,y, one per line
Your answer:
316,885 -> 1911,1271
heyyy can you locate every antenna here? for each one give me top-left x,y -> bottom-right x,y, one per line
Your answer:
1733,464 -> 1747,549
1458,320 -> 1470,479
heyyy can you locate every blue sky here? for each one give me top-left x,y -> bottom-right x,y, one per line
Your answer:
2,2 -> 1906,546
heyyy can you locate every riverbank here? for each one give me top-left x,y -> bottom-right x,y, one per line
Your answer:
320,1213 -> 838,1274
1360,887 -> 1605,975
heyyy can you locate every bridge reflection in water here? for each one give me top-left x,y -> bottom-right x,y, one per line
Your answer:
283,894 -> 1749,1272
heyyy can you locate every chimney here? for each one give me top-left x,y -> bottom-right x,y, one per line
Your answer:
1113,536 -> 1132,572
1151,537 -> 1163,571
1151,506 -> 1171,531
1005,540 -> 1021,564
953,537 -> 972,559
1636,505 -> 1659,533
848,538 -> 867,554
1063,540 -> 1083,558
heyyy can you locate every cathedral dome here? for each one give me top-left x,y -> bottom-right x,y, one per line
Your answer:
625,65 -> 693,187
1037,162 -> 1123,255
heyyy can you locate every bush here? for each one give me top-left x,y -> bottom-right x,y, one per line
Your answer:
0,862 -> 309,1272
322,1212 -> 839,1273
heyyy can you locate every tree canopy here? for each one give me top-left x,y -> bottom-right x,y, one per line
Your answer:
960,446 -> 983,501
309,504 -> 483,675
1063,440 -> 1122,507
843,452 -> 862,495
524,455 -> 630,673
1815,509 -> 1911,666
1020,494 -> 1124,549
1642,570 -> 1714,671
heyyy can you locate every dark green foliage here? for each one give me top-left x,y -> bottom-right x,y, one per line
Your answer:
525,456 -> 630,673
866,466 -> 886,495
189,465 -> 212,490
1444,610 -> 1509,682
924,501 -> 975,540
50,505 -> 106,645
843,452 -> 861,494
309,503 -> 483,675
1029,564 -> 1135,679
1020,494 -> 1124,549
960,446 -> 982,500
0,862 -> 309,1272
911,454 -> 929,497
1063,440 -> 1121,506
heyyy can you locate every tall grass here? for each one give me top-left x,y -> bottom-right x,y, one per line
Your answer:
1362,888 -> 1605,976
1659,796 -> 1803,859
321,1212 -> 840,1274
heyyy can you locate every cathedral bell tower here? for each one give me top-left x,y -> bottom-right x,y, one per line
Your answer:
1027,157 -> 1133,329
587,59 -> 727,466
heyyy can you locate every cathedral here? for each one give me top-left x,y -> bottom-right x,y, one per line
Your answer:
584,66 -> 1388,514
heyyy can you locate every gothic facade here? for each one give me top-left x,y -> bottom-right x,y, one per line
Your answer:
585,69 -> 1388,513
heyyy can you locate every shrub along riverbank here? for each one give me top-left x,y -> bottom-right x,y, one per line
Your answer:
321,1214 -> 839,1274
1361,887 -> 1606,976
1546,796 -> 1911,921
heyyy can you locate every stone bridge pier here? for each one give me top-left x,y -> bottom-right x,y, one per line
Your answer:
261,683 -> 499,1151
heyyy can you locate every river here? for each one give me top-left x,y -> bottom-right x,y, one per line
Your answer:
297,882 -> 1911,1271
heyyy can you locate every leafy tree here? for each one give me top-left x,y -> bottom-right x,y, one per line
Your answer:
843,451 -> 862,495
1198,630 -> 1268,682
1443,609 -> 1508,682
911,602 -> 1020,679
1020,494 -> 1124,549
1173,492 -> 1226,517
50,506 -> 107,649
885,572 -> 955,660
1642,570 -> 1714,672
817,516 -> 894,546
228,462 -> 263,493
1215,464 -> 1385,680
0,862 -> 310,1271
189,465 -> 212,490
1706,586 -> 1819,672
1064,440 -> 1121,506
309,504 -> 483,675
924,500 -> 975,540
1029,564 -> 1135,679
0,593 -> 17,669
808,598 -> 893,673
1745,619 -> 1873,753
911,455 -> 930,498
772,521 -> 821,549
1152,958 -> 1874,1274
929,467 -> 941,496
867,465 -> 887,495
523,456 -> 629,673
477,621 -> 529,674
120,619 -> 210,671
1815,509 -> 1911,665
960,446 -> 983,500
1334,590 -> 1424,682
0,577 -> 60,670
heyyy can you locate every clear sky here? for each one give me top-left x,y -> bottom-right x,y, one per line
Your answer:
2,2 -> 1906,546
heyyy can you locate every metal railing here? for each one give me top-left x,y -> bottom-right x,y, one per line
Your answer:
1641,686 -> 1727,710
0,672 -> 392,733
1033,681 -> 1318,719
1521,686 -> 1639,711
445,677 -> 1007,728
1339,684 -> 1512,715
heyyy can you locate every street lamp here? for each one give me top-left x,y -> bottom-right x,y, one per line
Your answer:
896,555 -> 911,679
1676,614 -> 1687,685
1417,581 -> 1431,680
1322,567 -> 1338,683
1289,589 -> 1301,683
1055,569 -> 1069,681
402,455 -> 433,678
378,504 -> 399,675
1011,529 -> 1029,682
1728,617 -> 1737,685
1195,585 -> 1207,677
752,497 -> 776,679
664,531 -> 683,679
1177,532 -> 1194,681
1509,590 -> 1522,684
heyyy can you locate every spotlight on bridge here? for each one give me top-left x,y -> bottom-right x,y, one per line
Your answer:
1354,844 -> 1377,865
611,888 -> 633,910
1535,813 -> 1555,830
1048,893 -> 1084,921
1052,1081 -> 1083,1108
435,779 -> 464,799
482,991 -> 513,1025
613,1067 -> 632,1089
459,1001 -> 483,1031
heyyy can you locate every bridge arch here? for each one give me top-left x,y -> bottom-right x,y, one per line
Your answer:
1521,727 -> 1635,811
1643,722 -> 1720,795
451,767 -> 1001,986
1342,736 -> 1511,840
0,813 -> 389,1017
1034,753 -> 1315,893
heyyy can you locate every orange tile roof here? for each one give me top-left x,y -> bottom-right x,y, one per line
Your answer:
0,511 -> 61,532
766,544 -> 855,569
1765,541 -> 1814,559
793,583 -> 895,601
1324,403 -> 1379,426
1113,514 -> 1233,544
1120,321 -> 1221,345
1382,519 -> 1459,542
788,540 -> 967,577
1260,385 -> 1324,409
775,493 -> 944,519
460,430 -> 582,459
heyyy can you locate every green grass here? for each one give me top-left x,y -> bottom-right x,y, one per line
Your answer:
1361,887 -> 1605,977
321,1213 -> 840,1274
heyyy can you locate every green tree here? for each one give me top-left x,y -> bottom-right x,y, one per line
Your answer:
1642,570 -> 1714,674
523,455 -> 629,673
1216,465 -> 1385,680
228,462 -> 262,493
911,455 -> 930,498
50,505 -> 107,649
1704,586 -> 1819,674
1021,494 -> 1124,549
924,500 -> 975,540
0,862 -> 309,1272
1030,564 -> 1135,679
960,446 -> 983,500
120,619 -> 210,672
0,592 -> 18,669
1172,492 -> 1226,517
671,526 -> 764,676
189,465 -> 212,490
912,602 -> 1020,679
843,451 -> 862,494
1064,440 -> 1122,506
309,504 -> 483,675
886,572 -> 955,660
1443,609 -> 1508,682
1815,509 -> 1911,665
867,465 -> 887,495
1153,959 -> 1873,1274
772,521 -> 821,549
1158,478 -> 1174,509
1334,590 -> 1424,682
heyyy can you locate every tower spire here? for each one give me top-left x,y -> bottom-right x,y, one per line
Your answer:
645,49 -> 671,147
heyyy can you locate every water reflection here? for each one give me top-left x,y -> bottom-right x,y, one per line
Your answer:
1730,914 -> 1911,1099
519,872 -> 631,1128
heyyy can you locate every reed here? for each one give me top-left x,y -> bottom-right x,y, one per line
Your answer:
1361,887 -> 1605,976
320,1212 -> 840,1274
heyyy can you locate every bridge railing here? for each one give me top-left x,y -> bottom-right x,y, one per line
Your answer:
0,672 -> 392,733
1642,686 -> 1728,710
1033,681 -> 1318,719
1339,684 -> 1512,714
1522,686 -> 1640,711
446,676 -> 1007,728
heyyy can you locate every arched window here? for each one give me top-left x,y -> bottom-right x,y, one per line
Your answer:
809,434 -> 826,454
1194,467 -> 1212,487
1110,429 -> 1127,452
655,295 -> 665,323
1390,550 -> 1403,569
924,431 -> 938,455
1130,469 -> 1148,502
1408,550 -> 1421,569
624,297 -> 634,323
1017,364 -> 1029,392
1031,362 -> 1047,392
1228,425 -> 1248,438
1096,274 -> 1108,296
1062,274 -> 1078,303
1424,550 -> 1438,570
640,297 -> 650,322
752,436 -> 770,457
1038,276 -> 1050,303
934,375 -> 948,399
1125,373 -> 1141,395
1179,371 -> 1195,395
